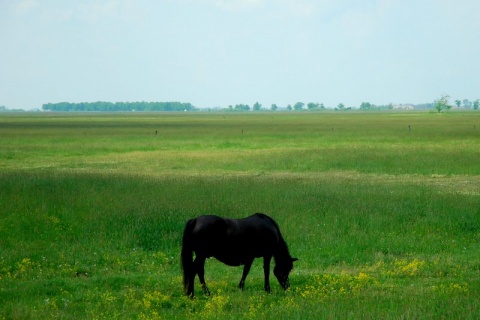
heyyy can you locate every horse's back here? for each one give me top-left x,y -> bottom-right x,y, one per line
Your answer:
233,213 -> 280,237
190,214 -> 281,262
193,213 -> 279,238
192,215 -> 228,235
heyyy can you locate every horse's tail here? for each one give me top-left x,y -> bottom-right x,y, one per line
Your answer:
181,218 -> 196,296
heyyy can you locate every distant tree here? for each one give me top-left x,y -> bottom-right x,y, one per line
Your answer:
455,100 -> 461,108
463,99 -> 472,109
307,102 -> 319,110
473,99 -> 479,110
435,95 -> 451,113
234,104 -> 250,111
293,102 -> 304,111
287,104 -> 292,111
359,102 -> 373,110
271,104 -> 278,111
0,105 -> 6,111
319,103 -> 325,109
337,103 -> 345,110
253,102 -> 262,111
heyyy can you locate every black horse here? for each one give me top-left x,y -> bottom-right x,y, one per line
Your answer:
181,213 -> 297,297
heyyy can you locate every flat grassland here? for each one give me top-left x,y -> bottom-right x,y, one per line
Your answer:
1,112 -> 479,319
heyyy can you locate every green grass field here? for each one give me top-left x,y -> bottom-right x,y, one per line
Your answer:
1,111 -> 479,319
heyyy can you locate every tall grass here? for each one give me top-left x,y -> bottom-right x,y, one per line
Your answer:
1,112 -> 479,318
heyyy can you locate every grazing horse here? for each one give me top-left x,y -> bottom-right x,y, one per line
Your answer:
181,213 -> 297,297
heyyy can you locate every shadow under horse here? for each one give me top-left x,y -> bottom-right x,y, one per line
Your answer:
181,213 -> 298,297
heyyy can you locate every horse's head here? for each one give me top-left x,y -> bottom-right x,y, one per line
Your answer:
274,257 -> 298,290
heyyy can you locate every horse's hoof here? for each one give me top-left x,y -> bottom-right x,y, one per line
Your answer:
202,285 -> 211,296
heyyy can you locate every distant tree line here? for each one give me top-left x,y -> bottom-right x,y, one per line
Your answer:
3,97 -> 479,112
0,105 -> 26,112
217,99 -> 480,112
358,102 -> 393,111
225,104 -> 252,112
433,96 -> 480,113
41,101 -> 196,112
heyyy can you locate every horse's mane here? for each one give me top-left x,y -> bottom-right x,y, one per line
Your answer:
254,213 -> 291,259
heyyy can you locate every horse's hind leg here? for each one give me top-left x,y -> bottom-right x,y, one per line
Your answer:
239,258 -> 254,291
263,255 -> 272,293
194,256 -> 210,296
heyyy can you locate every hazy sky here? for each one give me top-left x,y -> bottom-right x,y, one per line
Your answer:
1,0 -> 479,110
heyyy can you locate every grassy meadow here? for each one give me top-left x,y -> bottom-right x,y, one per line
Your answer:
1,111 -> 479,319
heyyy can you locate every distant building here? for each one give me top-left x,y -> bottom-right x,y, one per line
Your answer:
392,104 -> 415,110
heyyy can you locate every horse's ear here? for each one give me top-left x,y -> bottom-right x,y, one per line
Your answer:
292,258 -> 299,262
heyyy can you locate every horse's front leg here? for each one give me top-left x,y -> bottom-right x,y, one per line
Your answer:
194,256 -> 210,296
263,255 -> 272,293
238,258 -> 254,291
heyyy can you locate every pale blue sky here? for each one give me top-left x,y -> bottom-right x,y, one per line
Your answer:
1,0 -> 479,109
